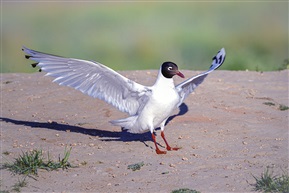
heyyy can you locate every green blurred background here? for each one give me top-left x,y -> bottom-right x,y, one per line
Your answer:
2,1 -> 288,73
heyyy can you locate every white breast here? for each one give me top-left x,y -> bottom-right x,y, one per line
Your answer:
136,74 -> 180,131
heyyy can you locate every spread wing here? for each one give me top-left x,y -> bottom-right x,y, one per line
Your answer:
175,48 -> 226,106
22,46 -> 151,115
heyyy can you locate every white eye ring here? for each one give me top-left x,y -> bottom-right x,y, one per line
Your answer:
168,66 -> 173,70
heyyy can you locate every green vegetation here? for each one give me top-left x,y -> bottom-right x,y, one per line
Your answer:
2,2 -> 287,72
1,148 -> 75,192
279,104 -> 289,111
127,161 -> 145,171
2,148 -> 73,176
171,188 -> 200,193
263,102 -> 289,111
252,167 -> 289,192
263,102 -> 276,106
2,151 -> 11,156
11,178 -> 28,193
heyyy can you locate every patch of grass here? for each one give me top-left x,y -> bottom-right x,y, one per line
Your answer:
263,102 -> 289,111
11,177 -> 28,192
0,179 -> 10,193
2,147 -> 74,176
127,162 -> 144,171
3,81 -> 13,84
279,104 -> 289,111
2,151 -> 11,156
171,188 -> 201,193
80,161 -> 88,166
263,102 -> 276,106
0,190 -> 10,193
3,149 -> 44,175
252,167 -> 289,192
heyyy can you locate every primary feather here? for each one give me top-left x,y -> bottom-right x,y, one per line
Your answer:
22,46 -> 151,116
176,48 -> 225,106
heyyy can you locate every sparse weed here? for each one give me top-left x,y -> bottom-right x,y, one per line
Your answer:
0,190 -> 10,193
80,161 -> 88,166
2,151 -> 11,156
252,166 -> 289,192
11,177 -> 27,192
3,149 -> 44,175
127,162 -> 144,171
263,102 -> 289,111
171,188 -> 201,193
0,179 -> 10,193
2,147 -> 74,176
279,104 -> 289,111
263,102 -> 276,106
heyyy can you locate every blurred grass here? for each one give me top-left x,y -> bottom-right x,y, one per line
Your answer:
1,2 -> 288,73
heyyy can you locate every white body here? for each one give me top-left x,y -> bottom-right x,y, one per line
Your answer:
111,68 -> 180,133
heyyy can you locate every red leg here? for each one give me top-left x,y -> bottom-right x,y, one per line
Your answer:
161,131 -> 180,151
151,133 -> 167,154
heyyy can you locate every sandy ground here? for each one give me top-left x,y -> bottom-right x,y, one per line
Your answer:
0,70 -> 288,192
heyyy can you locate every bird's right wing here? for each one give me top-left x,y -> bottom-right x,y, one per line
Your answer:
175,48 -> 226,106
23,46 -> 151,116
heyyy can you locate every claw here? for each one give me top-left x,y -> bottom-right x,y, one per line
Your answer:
156,149 -> 167,154
161,131 -> 180,152
166,146 -> 181,151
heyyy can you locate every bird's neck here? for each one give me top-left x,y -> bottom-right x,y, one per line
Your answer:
153,68 -> 175,88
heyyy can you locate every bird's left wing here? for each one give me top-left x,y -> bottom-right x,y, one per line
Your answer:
175,48 -> 226,106
22,46 -> 151,115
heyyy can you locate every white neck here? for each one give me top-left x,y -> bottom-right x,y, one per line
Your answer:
153,67 -> 175,88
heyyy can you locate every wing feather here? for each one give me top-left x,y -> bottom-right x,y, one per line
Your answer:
176,48 -> 226,106
22,46 -> 151,115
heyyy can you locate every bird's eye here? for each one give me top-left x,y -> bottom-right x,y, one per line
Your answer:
168,66 -> 173,70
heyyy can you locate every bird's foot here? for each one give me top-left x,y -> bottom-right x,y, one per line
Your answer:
156,149 -> 167,154
166,146 -> 181,151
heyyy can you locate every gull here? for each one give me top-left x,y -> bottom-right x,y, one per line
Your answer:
22,46 -> 226,154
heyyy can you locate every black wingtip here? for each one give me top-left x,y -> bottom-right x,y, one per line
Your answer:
25,55 -> 31,59
31,63 -> 38,68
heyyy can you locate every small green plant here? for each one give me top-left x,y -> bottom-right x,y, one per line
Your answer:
279,104 -> 289,111
47,147 -> 73,170
127,162 -> 144,171
80,161 -> 88,166
11,177 -> 27,192
263,102 -> 276,106
0,190 -> 10,193
171,188 -> 201,193
3,149 -> 45,175
0,179 -> 9,193
263,102 -> 289,111
2,151 -> 11,156
2,147 -> 74,176
252,167 -> 289,192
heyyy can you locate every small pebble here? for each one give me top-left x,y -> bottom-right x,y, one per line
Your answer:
182,157 -> 188,161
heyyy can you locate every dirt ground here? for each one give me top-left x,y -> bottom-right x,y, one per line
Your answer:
1,70 -> 288,192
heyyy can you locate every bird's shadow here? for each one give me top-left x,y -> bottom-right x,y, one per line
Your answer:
0,103 -> 188,143
166,103 -> 188,125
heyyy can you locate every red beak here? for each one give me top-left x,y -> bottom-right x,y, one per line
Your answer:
176,71 -> 185,78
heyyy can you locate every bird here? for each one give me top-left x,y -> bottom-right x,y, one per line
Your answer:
22,46 -> 226,154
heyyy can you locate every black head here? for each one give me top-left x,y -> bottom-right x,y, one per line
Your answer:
161,61 -> 185,79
